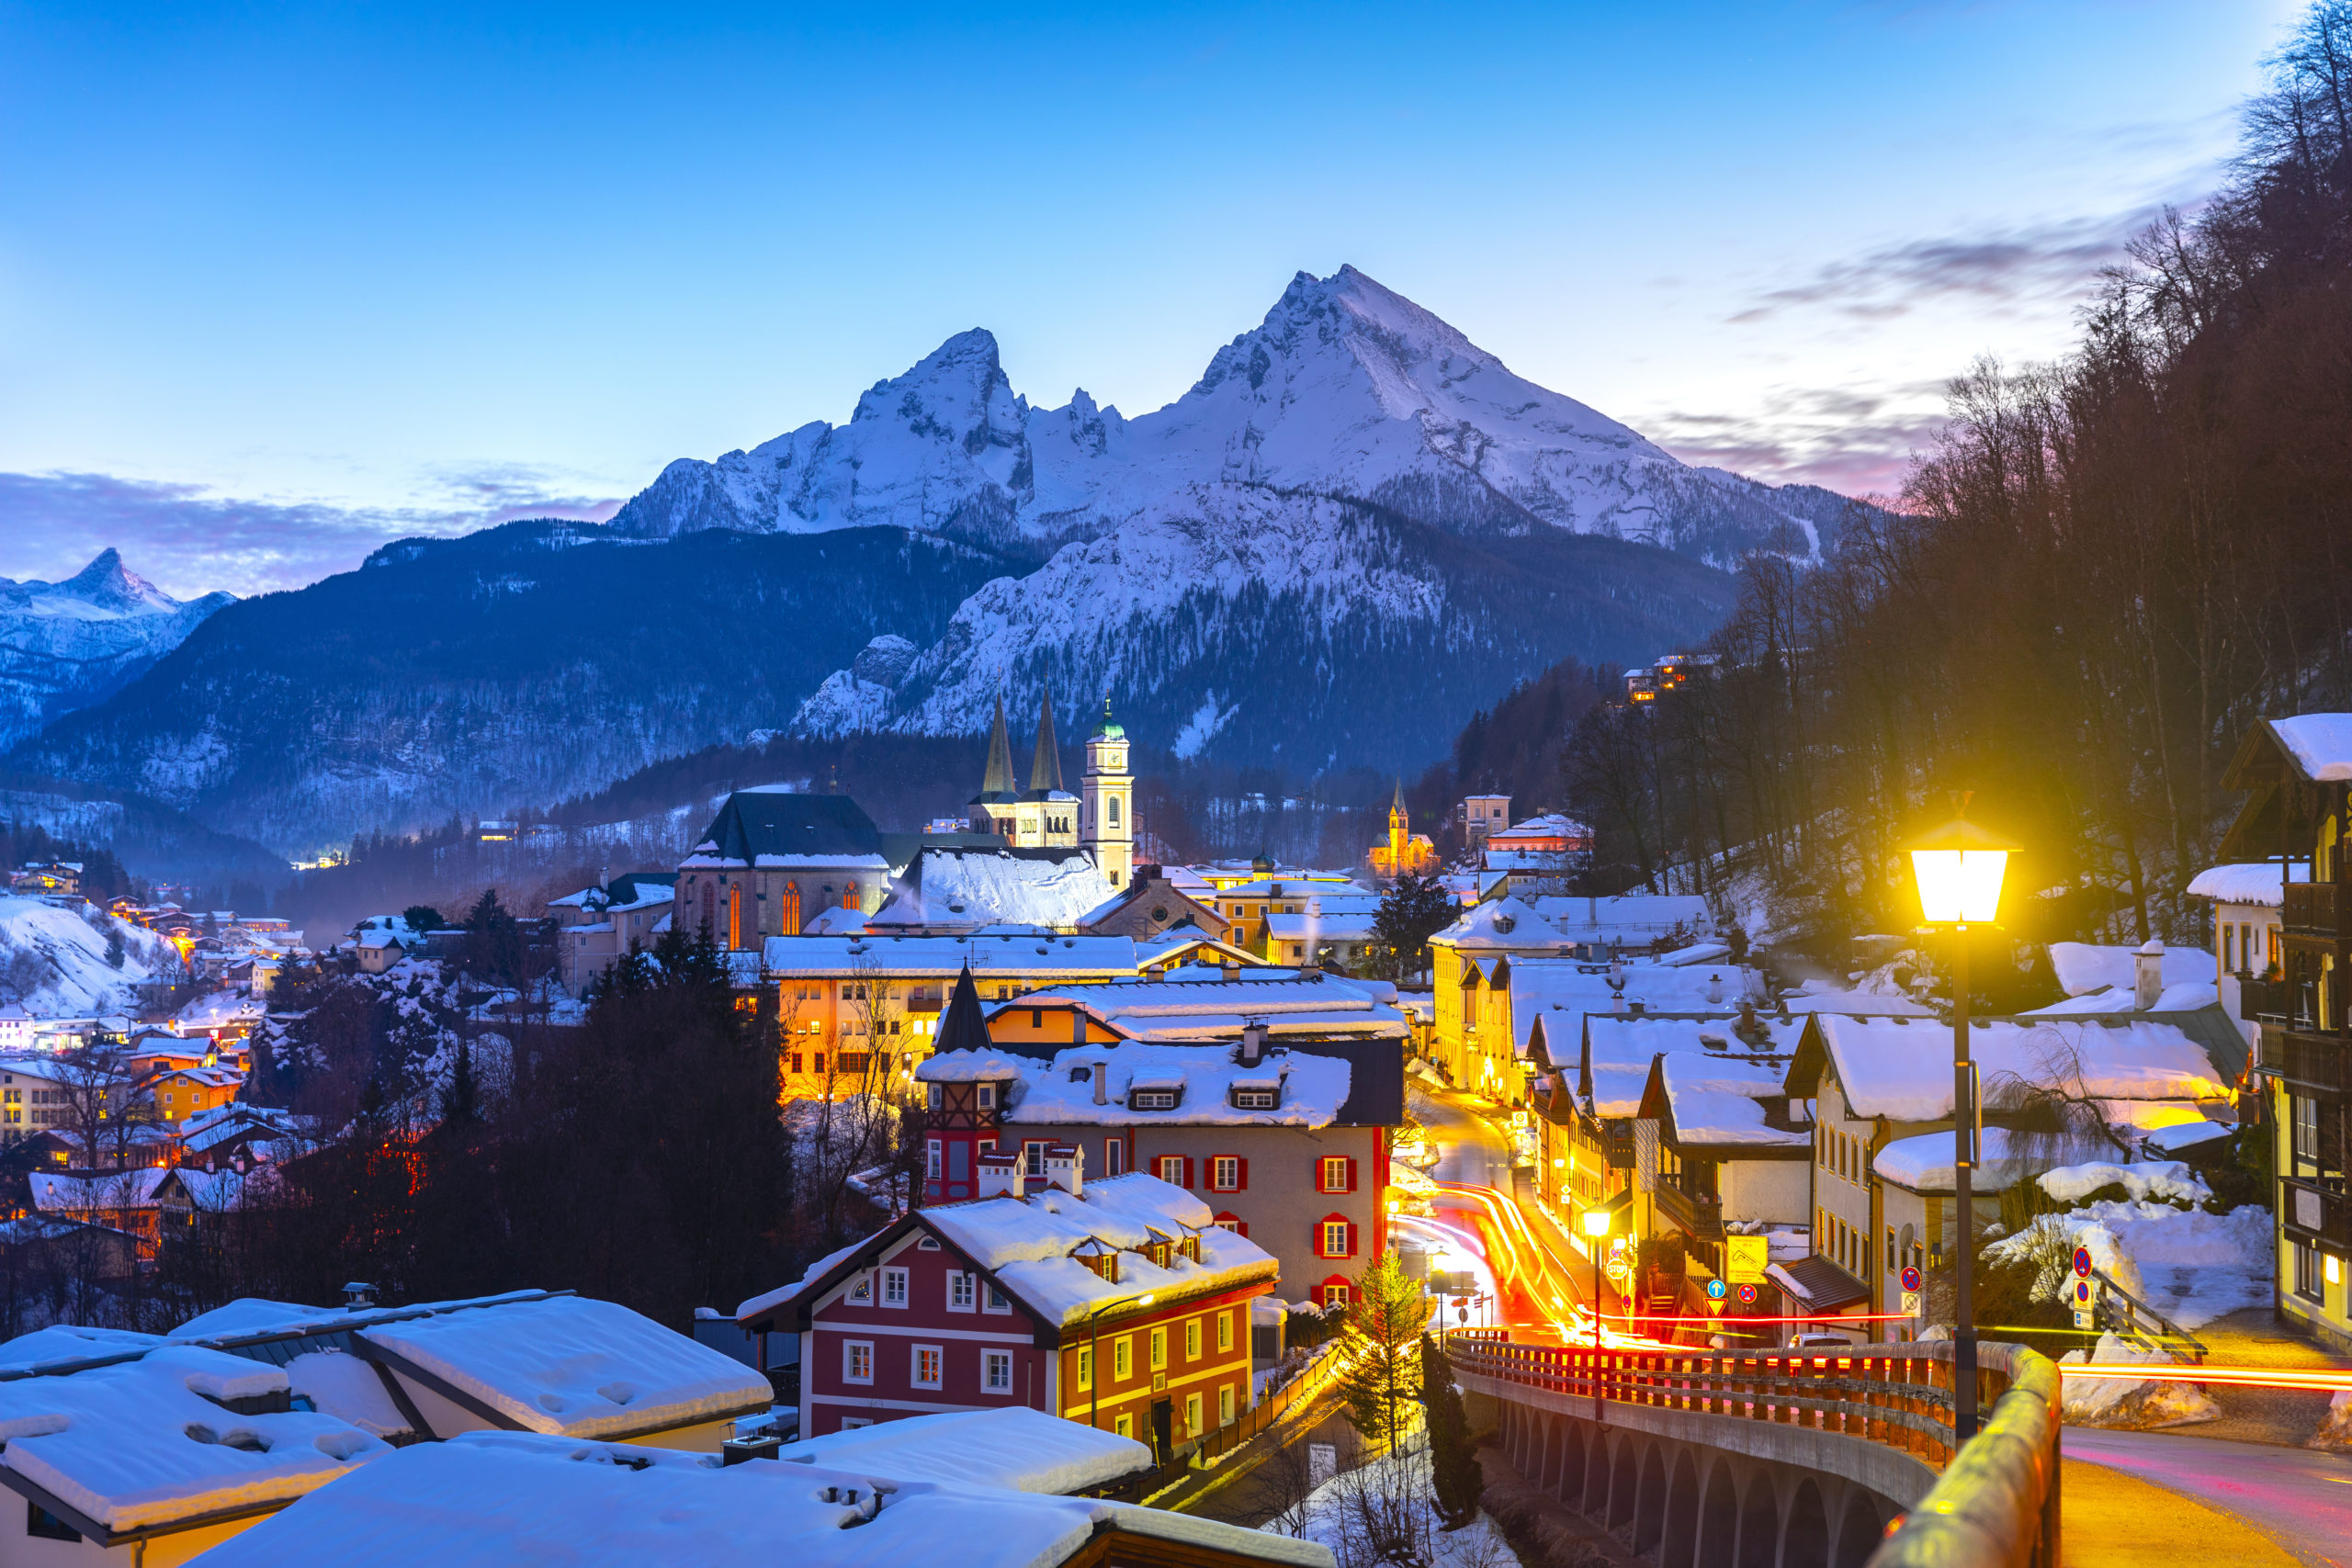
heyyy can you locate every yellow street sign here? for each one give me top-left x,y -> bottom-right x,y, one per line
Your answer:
1725,1235 -> 1768,1285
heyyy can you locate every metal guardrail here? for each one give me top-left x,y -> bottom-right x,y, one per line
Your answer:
1450,1332 -> 2060,1568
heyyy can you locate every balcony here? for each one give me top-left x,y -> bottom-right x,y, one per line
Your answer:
2282,1176 -> 2352,1250
2238,976 -> 2295,1023
2257,1026 -> 2351,1093
2283,881 -> 2344,943
1652,1179 -> 1723,1242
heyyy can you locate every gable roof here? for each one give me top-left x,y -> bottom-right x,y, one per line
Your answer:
686,791 -> 885,866
1785,1014 -> 2233,1120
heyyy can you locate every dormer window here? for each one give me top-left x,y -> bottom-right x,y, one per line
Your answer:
1231,1087 -> 1278,1110
1131,1089 -> 1179,1111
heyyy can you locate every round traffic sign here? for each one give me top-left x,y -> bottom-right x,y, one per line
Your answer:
1705,1278 -> 1727,1301
2072,1280 -> 2093,1305
1736,1283 -> 1758,1305
2072,1247 -> 2094,1279
1900,1266 -> 1922,1292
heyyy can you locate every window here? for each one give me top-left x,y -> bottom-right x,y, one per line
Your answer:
1216,1311 -> 1232,1353
1114,1413 -> 1134,1439
1114,1336 -> 1133,1380
949,1272 -> 975,1311
2294,1094 -> 2321,1173
1211,1156 -> 1242,1191
843,1341 -> 874,1383
2294,1241 -> 2326,1303
1233,1087 -> 1278,1110
839,1416 -> 874,1430
1185,1392 -> 1203,1436
911,1345 -> 943,1388
1133,1089 -> 1178,1111
1157,1156 -> 1187,1186
1184,1318 -> 1202,1360
1318,1156 -> 1354,1193
927,1139 -> 943,1180
1149,1326 -> 1168,1371
978,1084 -> 997,1109
881,1267 -> 909,1307
2223,925 -> 2237,972
27,1501 -> 79,1542
1218,1383 -> 1235,1427
983,1351 -> 1013,1392
1076,1348 -> 1093,1391
1103,1140 -> 1125,1178
984,1281 -> 1011,1314
847,1271 -> 872,1305
1320,1280 -> 1351,1309
1319,1217 -> 1355,1258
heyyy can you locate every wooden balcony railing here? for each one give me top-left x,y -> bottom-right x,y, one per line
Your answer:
2257,1027 -> 2350,1092
1652,1179 -> 1724,1242
2284,880 -> 2343,942
2282,1176 -> 2352,1250
2237,976 -> 2294,1022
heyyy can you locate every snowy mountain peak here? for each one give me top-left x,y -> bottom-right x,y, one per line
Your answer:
0,551 -> 234,750
54,548 -> 179,615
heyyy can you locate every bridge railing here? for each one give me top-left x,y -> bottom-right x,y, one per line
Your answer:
1447,1330 -> 2061,1568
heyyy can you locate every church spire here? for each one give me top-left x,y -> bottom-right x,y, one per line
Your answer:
1390,777 -> 1408,820
1029,689 -> 1064,794
979,694 -> 1014,798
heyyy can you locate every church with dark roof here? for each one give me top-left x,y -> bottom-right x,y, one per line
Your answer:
967,692 -> 1134,886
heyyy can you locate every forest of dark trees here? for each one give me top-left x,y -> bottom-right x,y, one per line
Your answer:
1555,4 -> 2352,958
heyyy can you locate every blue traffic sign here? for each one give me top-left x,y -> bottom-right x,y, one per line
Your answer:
1900,1265 -> 1922,1292
1704,1278 -> 1727,1300
2072,1247 -> 2094,1279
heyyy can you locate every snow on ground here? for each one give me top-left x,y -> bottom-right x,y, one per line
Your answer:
2038,1160 -> 2210,1208
1987,1201 -> 2271,1330
0,895 -> 174,1015
2057,1333 -> 2221,1429
1267,1443 -> 1514,1568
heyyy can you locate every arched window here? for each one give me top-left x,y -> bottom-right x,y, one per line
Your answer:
781,880 -> 802,934
1108,796 -> 1121,827
843,880 -> 859,912
700,881 -> 715,935
729,886 -> 741,951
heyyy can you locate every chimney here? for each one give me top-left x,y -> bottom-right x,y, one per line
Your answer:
1706,973 -> 1724,1006
1092,1062 -> 1108,1105
1239,1021 -> 1267,1067
1045,1143 -> 1083,1196
342,1281 -> 377,1310
2134,941 -> 2165,1011
977,1148 -> 1019,1199
1222,963 -> 1238,983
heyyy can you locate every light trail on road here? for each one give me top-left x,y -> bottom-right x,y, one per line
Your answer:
2059,1363 -> 2352,1392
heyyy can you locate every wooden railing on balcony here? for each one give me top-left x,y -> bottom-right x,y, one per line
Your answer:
2282,1176 -> 2352,1250
2283,880 -> 2343,941
1652,1178 -> 1724,1242
1448,1331 -> 2063,1568
2237,976 -> 2294,1022
2258,1027 -> 2349,1092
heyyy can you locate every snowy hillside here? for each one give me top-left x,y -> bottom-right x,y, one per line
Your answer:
0,897 -> 176,1016
0,551 -> 233,750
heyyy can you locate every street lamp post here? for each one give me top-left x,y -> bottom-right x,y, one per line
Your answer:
1088,1292 -> 1154,1432
1904,803 -> 2018,1447
1581,1208 -> 1612,1424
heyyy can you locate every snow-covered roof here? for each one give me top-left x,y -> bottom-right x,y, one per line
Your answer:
916,1049 -> 1026,1082
1653,1053 -> 1805,1148
1504,958 -> 1763,1059
355,1294 -> 771,1440
2046,942 -> 2211,998
779,1407 -> 1151,1493
0,1344 -> 388,1534
1431,896 -> 1560,952
171,991 -> 265,1031
2141,1119 -> 2233,1155
1262,909 -> 1376,941
2020,981 -> 2220,1017
1777,987 -> 1935,1018
985,1043 -> 1352,1128
803,903 -> 868,935
2269,713 -> 2352,783
2184,861 -> 2306,908
1804,1017 -> 2232,1122
761,932 -> 1138,978
31,1168 -> 168,1213
1873,1127 -> 2044,1194
1005,974 -> 1407,1043
1528,894 -> 1713,941
873,849 -> 1117,933
185,1428 -> 1334,1568
0,1324 -> 163,1371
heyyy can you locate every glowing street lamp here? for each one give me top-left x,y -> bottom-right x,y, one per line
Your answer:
1903,801 -> 2018,1446
1580,1207 -> 1613,1422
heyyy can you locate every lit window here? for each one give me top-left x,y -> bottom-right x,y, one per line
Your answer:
911,1345 -> 943,1388
1319,1156 -> 1350,1192
1218,1383 -> 1235,1427
843,1341 -> 873,1383
1185,1392 -> 1203,1436
1323,1282 -> 1351,1309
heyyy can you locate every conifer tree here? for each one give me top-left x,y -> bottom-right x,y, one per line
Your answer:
1419,1333 -> 1484,1528
1337,1251 -> 1425,1450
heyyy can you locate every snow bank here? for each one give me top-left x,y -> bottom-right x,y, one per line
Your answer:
360,1295 -> 771,1439
2313,1390 -> 2352,1453
2058,1334 -> 2220,1428
0,1325 -> 162,1371
1986,1203 -> 2271,1330
0,896 -> 174,1017
1872,1127 -> 2050,1194
781,1407 -> 1149,1493
0,1345 -> 387,1530
174,1299 -> 339,1339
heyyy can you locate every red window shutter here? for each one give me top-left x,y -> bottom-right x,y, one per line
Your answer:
1184,1156 -> 1195,1188
1311,1222 -> 1325,1259
1345,1157 -> 1359,1193
1238,1220 -> 1249,1238
1237,1157 -> 1249,1190
1346,1222 -> 1358,1257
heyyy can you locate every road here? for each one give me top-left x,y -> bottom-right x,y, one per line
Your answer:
2062,1427 -> 2352,1567
1413,1083 -> 1514,1188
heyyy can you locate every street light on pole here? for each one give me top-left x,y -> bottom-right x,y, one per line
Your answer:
1904,800 -> 2018,1447
1088,1292 -> 1154,1432
1581,1207 -> 1612,1424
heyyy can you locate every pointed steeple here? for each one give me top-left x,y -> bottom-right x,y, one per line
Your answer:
935,963 -> 992,1055
1028,689 -> 1063,795
977,694 -> 1015,801
1390,778 -> 1408,819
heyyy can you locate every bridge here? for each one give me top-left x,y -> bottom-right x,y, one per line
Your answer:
1446,1332 -> 2061,1568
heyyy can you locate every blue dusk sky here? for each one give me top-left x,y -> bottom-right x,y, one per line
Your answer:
0,1 -> 2299,597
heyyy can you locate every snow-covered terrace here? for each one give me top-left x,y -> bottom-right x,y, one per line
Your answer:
185,1427 -> 1334,1568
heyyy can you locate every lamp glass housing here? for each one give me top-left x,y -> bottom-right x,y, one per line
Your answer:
1910,848 -> 2009,925
1580,1210 -> 1612,1239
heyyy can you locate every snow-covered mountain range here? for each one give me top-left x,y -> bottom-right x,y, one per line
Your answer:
617,266 -> 1857,748
0,551 -> 233,750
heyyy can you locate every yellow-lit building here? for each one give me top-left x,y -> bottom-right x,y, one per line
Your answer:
1367,782 -> 1438,879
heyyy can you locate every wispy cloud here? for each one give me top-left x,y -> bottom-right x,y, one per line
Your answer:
0,470 -> 622,600
1644,382 -> 1953,500
1726,210 -> 2163,326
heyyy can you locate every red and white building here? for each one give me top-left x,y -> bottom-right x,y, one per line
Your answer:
736,1166 -> 1276,1457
